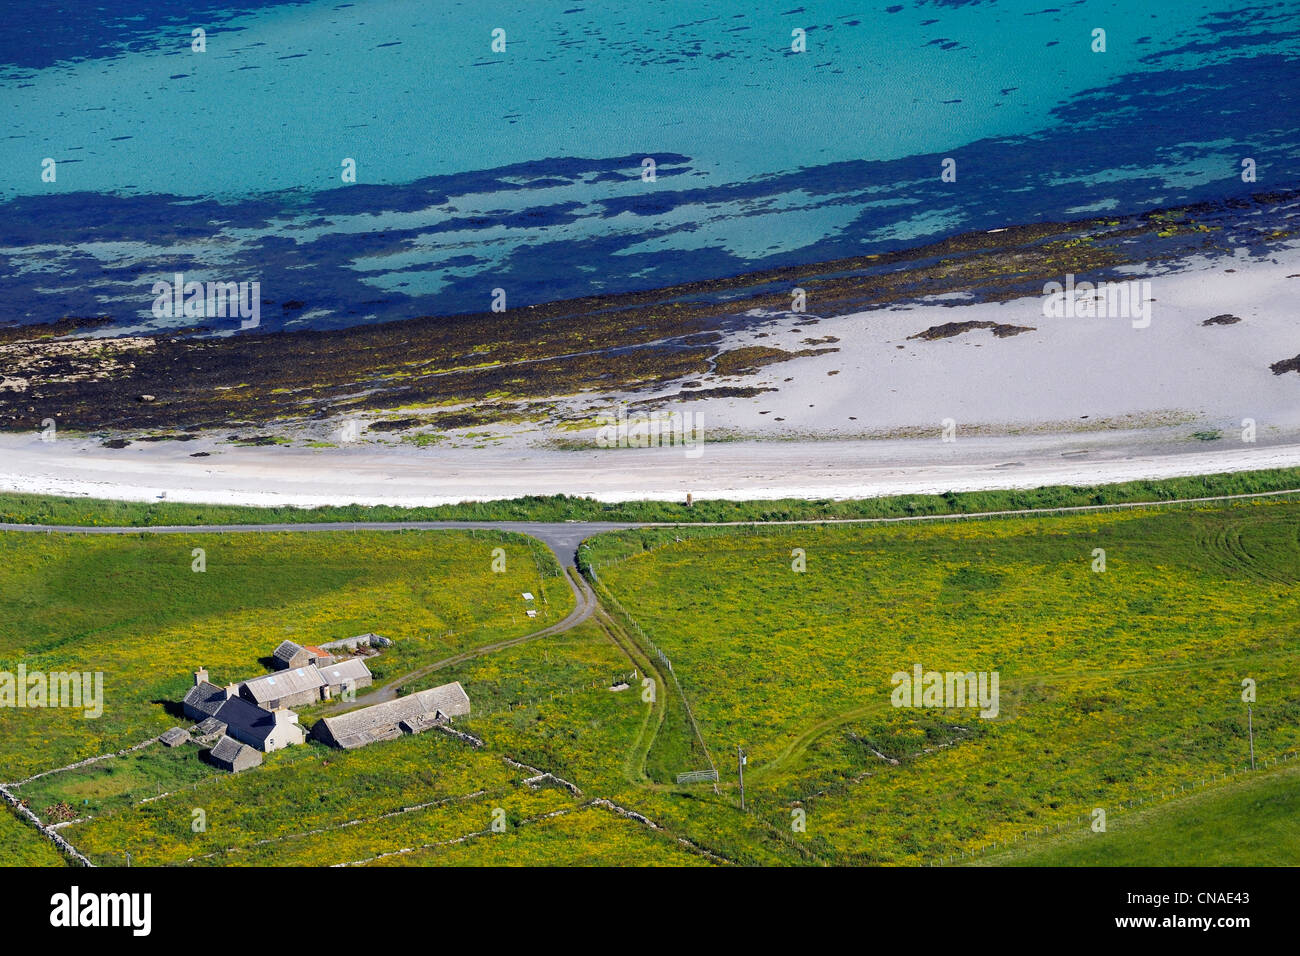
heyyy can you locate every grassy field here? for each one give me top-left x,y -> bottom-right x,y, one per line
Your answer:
4,492 -> 1297,867
0,799 -> 69,867
590,499 -> 1300,864
978,761 -> 1300,866
2,465 -> 1299,527
0,528 -> 570,782
22,620 -> 713,867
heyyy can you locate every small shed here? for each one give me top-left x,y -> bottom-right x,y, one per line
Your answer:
206,735 -> 263,773
302,644 -> 334,666
159,727 -> 190,748
272,640 -> 313,670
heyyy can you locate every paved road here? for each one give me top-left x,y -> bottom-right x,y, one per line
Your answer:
0,519 -> 644,567
7,488 -> 1298,719
4,485 -> 1299,564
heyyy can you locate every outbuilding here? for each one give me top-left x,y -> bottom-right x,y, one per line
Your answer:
206,735 -> 263,772
182,669 -> 230,722
272,640 -> 314,670
239,667 -> 327,710
316,658 -> 373,699
312,682 -> 471,750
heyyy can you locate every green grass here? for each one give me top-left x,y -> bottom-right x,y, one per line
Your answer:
48,619 -> 706,867
2,466 -> 1299,527
979,762 -> 1300,866
0,803 -> 70,867
6,488 -> 1299,867
369,805 -> 714,867
13,745 -> 216,823
0,529 -> 570,780
591,499 -> 1300,864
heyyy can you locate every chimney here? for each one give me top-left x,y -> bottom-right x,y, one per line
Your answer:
273,708 -> 299,727
225,683 -> 239,700
194,667 -> 208,687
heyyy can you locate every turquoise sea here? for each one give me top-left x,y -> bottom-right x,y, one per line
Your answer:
1,0 -> 1297,332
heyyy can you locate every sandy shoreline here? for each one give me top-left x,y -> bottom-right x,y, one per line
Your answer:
3,228 -> 1297,509
577,246 -> 1300,444
2,429 -> 1299,508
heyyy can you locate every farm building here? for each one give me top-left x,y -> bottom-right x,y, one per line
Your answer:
206,735 -> 263,773
319,633 -> 392,653
271,640 -> 315,670
182,670 -> 231,721
159,727 -> 190,747
316,658 -> 373,698
240,666 -> 327,709
311,682 -> 471,750
302,644 -> 334,665
214,697 -> 305,752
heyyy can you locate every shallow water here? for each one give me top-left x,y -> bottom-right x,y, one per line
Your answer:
1,0 -> 1297,333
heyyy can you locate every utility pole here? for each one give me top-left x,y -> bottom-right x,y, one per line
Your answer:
737,746 -> 747,811
1248,704 -> 1255,770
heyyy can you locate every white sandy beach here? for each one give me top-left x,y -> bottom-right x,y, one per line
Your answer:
2,245 -> 1297,508
601,245 -> 1300,443
2,431 -> 1299,508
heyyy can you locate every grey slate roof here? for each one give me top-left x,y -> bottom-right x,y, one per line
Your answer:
241,666 -> 325,704
159,727 -> 190,747
183,681 -> 228,719
214,697 -> 280,748
315,682 -> 470,748
317,658 -> 372,687
272,640 -> 308,668
208,735 -> 262,771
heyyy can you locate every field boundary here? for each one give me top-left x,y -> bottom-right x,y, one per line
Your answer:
0,784 -> 93,867
931,750 -> 1300,866
587,567 -> 717,779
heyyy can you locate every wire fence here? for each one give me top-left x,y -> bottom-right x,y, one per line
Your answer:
588,568 -> 716,777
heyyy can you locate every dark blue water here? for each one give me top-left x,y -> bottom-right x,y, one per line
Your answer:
1,0 -> 1297,334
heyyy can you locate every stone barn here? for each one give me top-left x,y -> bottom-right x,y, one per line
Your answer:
272,640 -> 315,670
207,735 -> 263,773
183,669 -> 231,721
240,667 -> 327,710
312,682 -> 471,750
316,658 -> 373,699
